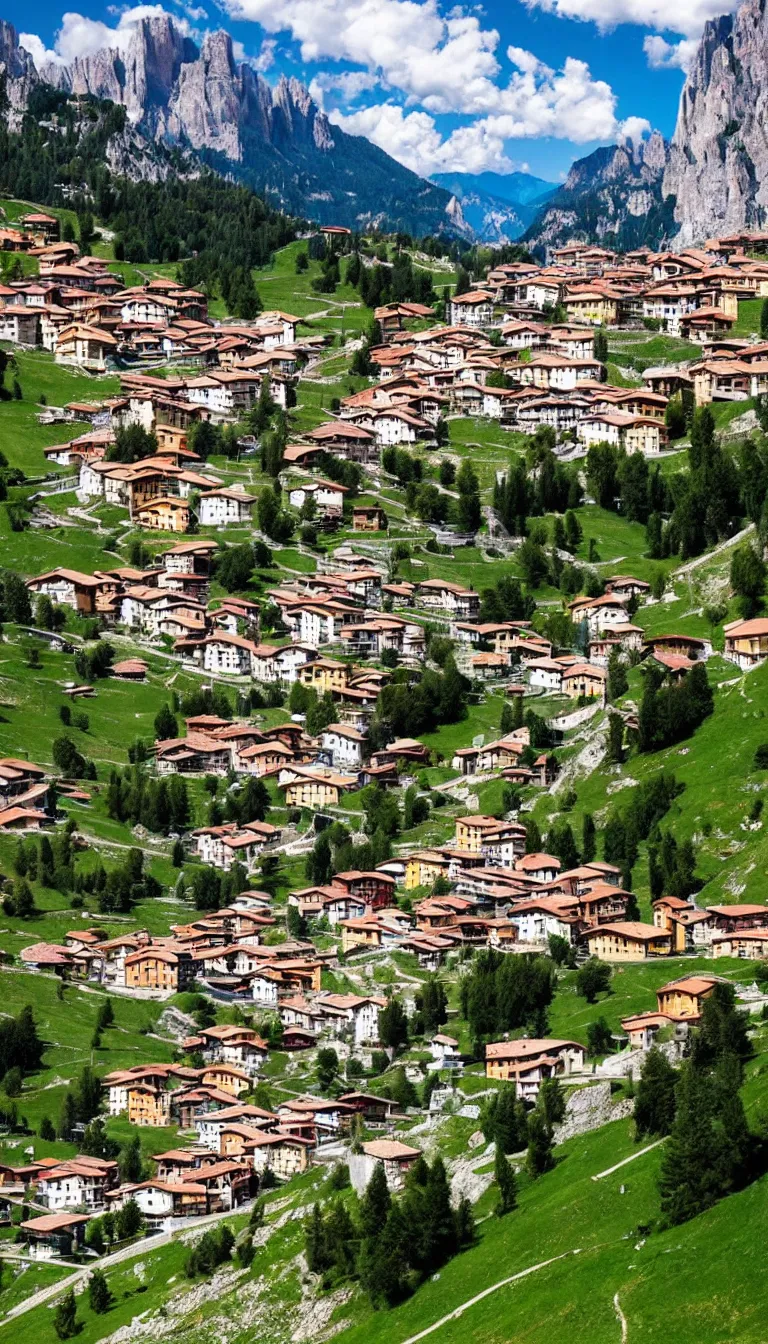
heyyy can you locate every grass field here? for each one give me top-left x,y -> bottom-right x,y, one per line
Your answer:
533,655 -> 768,912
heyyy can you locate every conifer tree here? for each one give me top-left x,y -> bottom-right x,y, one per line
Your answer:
634,1047 -> 677,1138
53,1288 -> 79,1339
526,1111 -> 554,1178
659,1061 -> 722,1225
88,1268 -> 112,1314
494,1146 -> 518,1215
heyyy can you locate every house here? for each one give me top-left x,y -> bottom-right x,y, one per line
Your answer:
135,497 -> 191,532
350,1139 -> 422,1195
416,579 -> 480,618
581,921 -> 672,960
56,323 -> 118,371
127,1083 -> 173,1127
26,568 -> 102,613
711,928 -> 768,958
320,723 -> 366,768
485,1039 -> 586,1099
515,852 -> 561,883
198,487 -> 255,526
124,946 -> 196,994
281,768 -> 357,808
561,663 -> 607,700
655,974 -> 721,1021
723,617 -> 768,669
449,291 -> 494,326
429,1034 -> 462,1068
455,815 -> 526,865
314,993 -> 385,1045
20,1212 -> 90,1260
36,1158 -> 118,1212
620,1012 -> 674,1049
353,505 -> 388,531
288,480 -> 348,518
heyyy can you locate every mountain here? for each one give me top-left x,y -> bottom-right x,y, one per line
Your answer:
0,17 -> 463,238
663,0 -> 768,245
522,132 -> 676,253
430,170 -> 556,242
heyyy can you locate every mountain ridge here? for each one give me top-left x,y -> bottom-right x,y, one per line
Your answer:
0,17 -> 464,238
522,130 -> 676,253
663,0 -> 768,244
430,170 -> 556,243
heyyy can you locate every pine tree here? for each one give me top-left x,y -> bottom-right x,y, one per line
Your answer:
582,813 -> 596,863
526,1111 -> 554,1178
359,1162 -> 391,1239
305,1203 -> 331,1275
367,1203 -> 410,1307
606,712 -> 624,764
53,1289 -> 79,1339
494,1084 -> 526,1154
421,1158 -> 458,1271
88,1268 -> 112,1314
57,1089 -> 77,1140
659,1061 -> 722,1225
494,1146 -> 518,1215
119,1134 -> 144,1184
538,1078 -> 566,1130
634,1047 -> 677,1138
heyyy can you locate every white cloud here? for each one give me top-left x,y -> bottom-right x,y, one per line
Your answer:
643,33 -> 698,68
523,0 -> 736,39
20,5 -> 189,67
219,0 -> 502,114
618,113 -> 652,144
331,51 -> 632,175
310,69 -> 380,106
253,36 -> 277,70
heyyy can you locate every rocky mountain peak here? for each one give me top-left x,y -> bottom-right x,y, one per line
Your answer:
0,21 -> 38,119
663,0 -> 768,244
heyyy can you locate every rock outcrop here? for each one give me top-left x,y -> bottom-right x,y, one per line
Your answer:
0,19 -> 38,123
524,132 -> 675,253
663,0 -> 768,245
11,14 -> 455,235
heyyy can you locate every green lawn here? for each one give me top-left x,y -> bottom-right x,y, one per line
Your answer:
0,350 -> 120,478
533,656 -> 768,911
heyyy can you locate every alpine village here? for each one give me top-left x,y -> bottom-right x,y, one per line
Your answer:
1,3 -> 768,1341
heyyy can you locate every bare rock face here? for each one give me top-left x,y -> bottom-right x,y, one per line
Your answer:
11,12 -> 457,236
0,21 -> 38,123
36,15 -> 334,165
664,0 -> 768,245
525,133 -> 670,251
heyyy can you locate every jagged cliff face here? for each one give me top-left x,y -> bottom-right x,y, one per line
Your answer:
0,18 -> 38,123
524,132 -> 674,252
39,19 -> 334,164
663,0 -> 768,245
6,15 -> 454,234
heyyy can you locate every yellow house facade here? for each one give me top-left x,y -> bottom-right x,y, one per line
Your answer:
136,497 -> 190,532
404,850 -> 451,891
127,1085 -> 172,1127
296,660 -> 351,693
656,976 -> 719,1019
284,774 -> 354,808
582,921 -> 672,961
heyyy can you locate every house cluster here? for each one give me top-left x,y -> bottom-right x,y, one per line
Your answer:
260,233 -> 768,468
1,229 -> 314,377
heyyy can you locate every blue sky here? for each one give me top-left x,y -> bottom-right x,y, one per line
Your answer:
8,0 -> 737,182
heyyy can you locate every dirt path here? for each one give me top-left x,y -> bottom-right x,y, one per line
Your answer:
398,1248 -> 587,1344
614,1292 -> 628,1342
2,1198 -> 260,1321
591,1138 -> 664,1181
